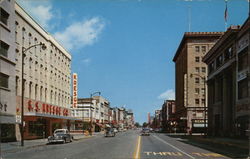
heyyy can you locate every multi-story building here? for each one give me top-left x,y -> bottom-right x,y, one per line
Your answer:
92,96 -> 110,124
0,0 -> 16,141
161,100 -> 175,132
15,3 -> 72,139
173,32 -> 223,133
203,18 -> 249,137
125,109 -> 134,129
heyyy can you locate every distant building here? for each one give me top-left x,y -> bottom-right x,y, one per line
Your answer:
161,100 -> 175,132
173,32 -> 223,133
203,18 -> 249,137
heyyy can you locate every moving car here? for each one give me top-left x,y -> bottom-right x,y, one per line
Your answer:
105,127 -> 116,137
140,128 -> 150,136
48,129 -> 73,144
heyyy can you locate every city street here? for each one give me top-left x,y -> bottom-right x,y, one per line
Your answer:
2,130 -> 229,159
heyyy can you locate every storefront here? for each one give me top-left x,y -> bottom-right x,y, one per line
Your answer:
17,97 -> 80,140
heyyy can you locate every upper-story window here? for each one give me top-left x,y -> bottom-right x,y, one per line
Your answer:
208,61 -> 215,73
224,46 -> 233,61
202,67 -> 206,73
201,46 -> 206,53
195,46 -> 200,52
238,48 -> 248,72
216,54 -> 223,68
195,77 -> 200,84
0,73 -> 9,88
0,41 -> 9,57
0,8 -> 9,25
195,67 -> 200,73
195,57 -> 200,62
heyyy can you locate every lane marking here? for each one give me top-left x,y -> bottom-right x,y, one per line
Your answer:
134,136 -> 141,159
153,135 -> 195,159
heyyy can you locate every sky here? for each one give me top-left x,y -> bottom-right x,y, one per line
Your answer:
18,0 -> 248,124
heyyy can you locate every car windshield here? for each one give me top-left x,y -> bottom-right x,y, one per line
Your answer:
54,130 -> 65,134
1,1 -> 248,159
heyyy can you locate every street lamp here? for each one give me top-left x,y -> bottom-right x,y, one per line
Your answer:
190,73 -> 207,136
21,43 -> 46,146
89,91 -> 101,135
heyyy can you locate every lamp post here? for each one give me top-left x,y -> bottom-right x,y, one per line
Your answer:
21,43 -> 46,146
190,73 -> 207,136
89,92 -> 101,135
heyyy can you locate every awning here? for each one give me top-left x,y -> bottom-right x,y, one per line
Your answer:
25,112 -> 83,121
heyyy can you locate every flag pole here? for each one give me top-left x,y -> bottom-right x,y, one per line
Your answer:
224,0 -> 228,31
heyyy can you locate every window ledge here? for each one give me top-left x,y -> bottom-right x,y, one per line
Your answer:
0,22 -> 10,32
0,55 -> 16,65
0,86 -> 10,91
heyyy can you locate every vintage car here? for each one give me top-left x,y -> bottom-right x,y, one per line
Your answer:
140,128 -> 150,136
48,129 -> 73,144
105,127 -> 116,137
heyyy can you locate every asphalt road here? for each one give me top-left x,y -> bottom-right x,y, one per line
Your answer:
3,130 -> 230,159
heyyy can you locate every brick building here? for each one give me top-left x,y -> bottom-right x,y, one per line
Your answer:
173,32 -> 223,133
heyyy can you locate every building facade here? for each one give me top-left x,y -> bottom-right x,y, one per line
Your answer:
203,18 -> 249,137
15,3 -> 72,139
0,0 -> 17,141
161,100 -> 175,132
173,32 -> 223,133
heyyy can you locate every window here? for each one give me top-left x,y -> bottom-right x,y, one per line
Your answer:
216,55 -> 223,68
0,41 -> 9,57
195,67 -> 200,73
195,77 -> 200,84
201,46 -> 206,52
0,73 -> 9,88
0,8 -> 9,25
208,61 -> 215,73
195,99 -> 200,105
238,79 -> 248,99
224,46 -> 233,61
195,88 -> 199,94
202,67 -> 206,73
195,46 -> 200,52
201,88 -> 205,95
201,99 -> 205,104
195,57 -> 200,62
238,50 -> 248,71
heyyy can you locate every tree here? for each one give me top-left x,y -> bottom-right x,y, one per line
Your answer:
134,122 -> 140,127
142,122 -> 148,128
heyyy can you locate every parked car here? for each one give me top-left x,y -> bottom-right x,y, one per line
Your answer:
105,127 -> 116,137
113,128 -> 118,133
48,129 -> 73,144
140,128 -> 150,136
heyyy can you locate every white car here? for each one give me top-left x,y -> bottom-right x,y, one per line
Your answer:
113,128 -> 118,133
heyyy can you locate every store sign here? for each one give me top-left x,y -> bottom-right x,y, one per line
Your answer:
72,73 -> 78,108
27,100 -> 69,116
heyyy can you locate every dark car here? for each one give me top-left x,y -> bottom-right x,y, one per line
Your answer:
140,128 -> 150,136
48,129 -> 73,144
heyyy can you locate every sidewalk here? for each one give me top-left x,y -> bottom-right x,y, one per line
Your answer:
1,133 -> 100,154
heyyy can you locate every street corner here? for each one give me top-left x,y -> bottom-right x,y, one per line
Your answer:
141,151 -> 227,159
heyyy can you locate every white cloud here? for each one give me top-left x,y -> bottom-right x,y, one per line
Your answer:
17,0 -> 53,30
82,58 -> 91,65
158,89 -> 175,100
54,17 -> 105,51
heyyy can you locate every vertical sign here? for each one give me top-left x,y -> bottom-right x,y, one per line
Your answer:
72,73 -> 78,108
